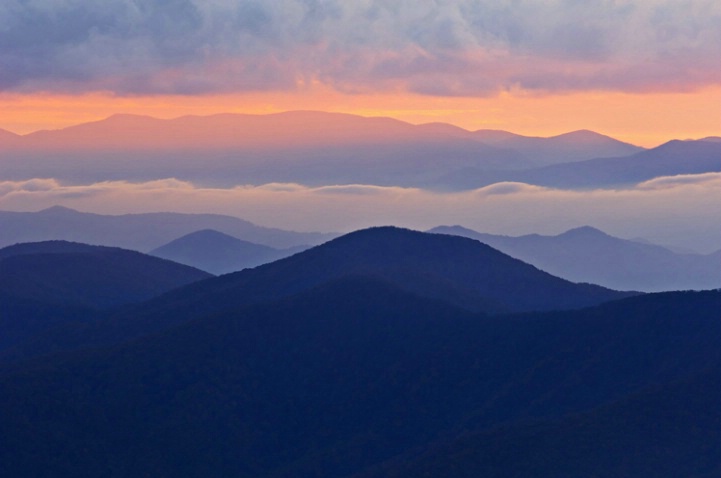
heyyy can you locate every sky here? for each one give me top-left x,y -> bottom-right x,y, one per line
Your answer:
2,0 -> 720,146
2,0 -> 721,251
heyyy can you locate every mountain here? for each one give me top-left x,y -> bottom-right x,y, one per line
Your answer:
512,138 -> 721,188
140,226 -> 632,317
0,112 -> 649,188
0,128 -> 20,146
0,241 -> 211,353
0,240 -> 211,309
435,138 -> 721,190
430,225 -> 721,292
0,276 -> 718,477
15,111 -> 503,151
0,112 -> 531,187
0,206 -> 334,251
150,229 -> 306,274
0,227 -> 633,363
474,128 -> 644,166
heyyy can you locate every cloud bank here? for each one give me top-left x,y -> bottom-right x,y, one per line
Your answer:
2,173 -> 721,253
2,0 -> 720,96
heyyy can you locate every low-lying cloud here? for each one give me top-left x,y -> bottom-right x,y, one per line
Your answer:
2,1 -> 720,96
2,173 -> 721,253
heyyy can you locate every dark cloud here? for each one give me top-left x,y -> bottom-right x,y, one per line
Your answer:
1,0 -> 720,96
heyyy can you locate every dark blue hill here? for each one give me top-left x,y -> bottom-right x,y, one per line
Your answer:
4,227 -> 633,360
0,279 -> 718,477
360,363 -> 721,478
148,226 -> 630,315
0,241 -> 211,353
0,240 -> 212,309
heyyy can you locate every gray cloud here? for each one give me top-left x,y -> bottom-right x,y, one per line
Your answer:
1,0 -> 720,95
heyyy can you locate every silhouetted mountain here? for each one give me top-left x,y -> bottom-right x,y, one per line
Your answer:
474,128 -> 643,166
430,225 -> 721,292
0,277 -> 718,477
0,206 -> 333,251
1,227 -> 632,362
0,240 -> 211,309
150,229 -> 305,274
0,241 -> 211,354
141,226 -> 631,316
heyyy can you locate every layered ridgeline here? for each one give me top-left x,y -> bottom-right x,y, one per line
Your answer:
1,227 -> 632,362
435,137 -> 721,190
430,225 -> 721,292
0,206 -> 334,251
0,240 -> 210,352
150,229 -> 307,275
0,230 -> 719,477
0,112 -> 646,189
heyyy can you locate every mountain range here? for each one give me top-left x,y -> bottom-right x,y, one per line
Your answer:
1,227 -> 632,364
0,111 -> 656,189
0,206 -> 333,251
473,128 -> 644,165
0,224 -> 718,476
430,225 -> 721,292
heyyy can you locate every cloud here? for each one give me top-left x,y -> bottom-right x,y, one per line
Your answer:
2,0 -> 720,96
637,172 -> 721,190
2,173 -> 721,252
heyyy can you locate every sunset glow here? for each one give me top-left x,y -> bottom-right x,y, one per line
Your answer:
1,1 -> 719,146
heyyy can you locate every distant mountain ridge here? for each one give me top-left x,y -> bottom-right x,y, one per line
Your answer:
508,138 -> 721,188
0,111 -> 652,188
434,138 -> 721,190
474,128 -> 643,165
0,206 -> 334,251
430,225 -> 721,292
5,112 -> 639,156
150,229 -> 306,274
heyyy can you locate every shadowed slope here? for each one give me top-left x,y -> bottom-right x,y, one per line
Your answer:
0,280 -> 718,478
0,240 -> 211,309
0,240 -> 211,354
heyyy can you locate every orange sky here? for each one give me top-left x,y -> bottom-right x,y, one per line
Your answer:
2,85 -> 719,148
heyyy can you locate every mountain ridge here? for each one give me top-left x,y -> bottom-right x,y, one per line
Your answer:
150,229 -> 304,274
430,225 -> 721,291
0,226 -> 634,362
0,206 -> 334,251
